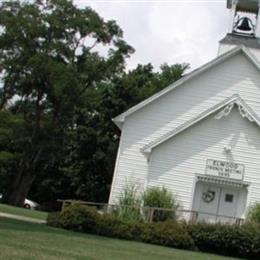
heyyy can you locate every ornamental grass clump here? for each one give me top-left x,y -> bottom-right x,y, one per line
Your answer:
112,184 -> 142,221
143,187 -> 179,222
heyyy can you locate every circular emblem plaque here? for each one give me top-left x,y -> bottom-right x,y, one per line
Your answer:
202,190 -> 215,203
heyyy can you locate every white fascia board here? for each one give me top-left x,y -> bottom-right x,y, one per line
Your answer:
141,95 -> 260,156
235,95 -> 260,126
112,117 -> 124,129
113,46 -> 260,130
241,45 -> 260,70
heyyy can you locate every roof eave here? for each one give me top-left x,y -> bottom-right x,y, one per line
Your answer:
112,117 -> 124,129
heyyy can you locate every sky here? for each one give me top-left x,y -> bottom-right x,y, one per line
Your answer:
75,0 -> 230,71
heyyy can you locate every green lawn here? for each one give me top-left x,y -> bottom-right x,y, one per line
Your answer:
0,217 -> 241,260
0,203 -> 47,221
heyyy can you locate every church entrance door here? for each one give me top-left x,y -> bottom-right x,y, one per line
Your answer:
197,184 -> 238,222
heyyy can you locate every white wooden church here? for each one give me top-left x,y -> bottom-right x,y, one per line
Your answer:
109,0 -> 260,222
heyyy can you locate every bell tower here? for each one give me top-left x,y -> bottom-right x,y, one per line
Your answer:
219,0 -> 260,55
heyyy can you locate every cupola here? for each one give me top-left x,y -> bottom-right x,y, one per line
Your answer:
219,0 -> 260,55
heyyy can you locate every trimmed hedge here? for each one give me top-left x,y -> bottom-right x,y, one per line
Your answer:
142,221 -> 195,249
188,222 -> 260,259
54,204 -> 99,232
47,204 -> 260,259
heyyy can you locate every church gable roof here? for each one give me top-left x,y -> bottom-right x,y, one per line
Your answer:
141,94 -> 260,156
114,46 -> 260,129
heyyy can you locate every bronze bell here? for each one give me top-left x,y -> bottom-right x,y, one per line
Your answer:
237,17 -> 252,31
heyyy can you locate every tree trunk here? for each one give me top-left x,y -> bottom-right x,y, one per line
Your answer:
6,171 -> 36,207
6,143 -> 44,207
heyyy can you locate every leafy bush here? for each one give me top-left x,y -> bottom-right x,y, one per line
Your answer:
188,222 -> 260,259
48,204 -> 100,233
143,221 -> 195,250
247,203 -> 260,223
96,212 -> 126,238
96,213 -> 145,240
112,184 -> 142,221
143,187 -> 178,222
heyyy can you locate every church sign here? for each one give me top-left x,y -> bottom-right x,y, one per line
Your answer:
205,159 -> 244,180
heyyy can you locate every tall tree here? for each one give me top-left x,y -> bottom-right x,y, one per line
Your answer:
0,0 -> 133,206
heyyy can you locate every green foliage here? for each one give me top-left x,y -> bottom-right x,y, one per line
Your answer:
143,221 -> 195,250
0,151 -> 16,162
119,184 -> 141,206
0,111 -> 22,199
188,222 -> 260,259
247,203 -> 260,223
95,212 -> 144,240
112,184 -> 142,221
0,0 -> 133,206
49,204 -> 100,232
143,187 -> 179,222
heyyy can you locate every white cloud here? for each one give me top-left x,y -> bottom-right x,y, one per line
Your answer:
74,0 -> 230,71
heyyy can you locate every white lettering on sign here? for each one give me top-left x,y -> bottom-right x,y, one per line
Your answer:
205,159 -> 244,180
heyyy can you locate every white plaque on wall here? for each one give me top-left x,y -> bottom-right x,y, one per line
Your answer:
205,159 -> 244,180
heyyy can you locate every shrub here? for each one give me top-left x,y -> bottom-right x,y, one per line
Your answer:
143,220 -> 195,250
112,184 -> 142,221
188,222 -> 260,259
96,214 -> 145,240
47,204 -> 100,233
143,187 -> 178,222
247,203 -> 260,223
96,212 -> 126,238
